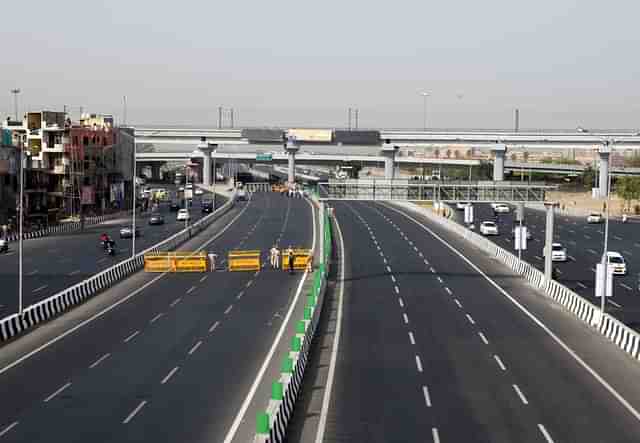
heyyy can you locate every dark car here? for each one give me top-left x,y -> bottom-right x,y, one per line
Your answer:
201,199 -> 214,213
170,201 -> 180,211
119,226 -> 141,238
149,214 -> 165,225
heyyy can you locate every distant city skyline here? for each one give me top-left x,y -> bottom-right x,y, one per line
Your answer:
2,0 -> 639,130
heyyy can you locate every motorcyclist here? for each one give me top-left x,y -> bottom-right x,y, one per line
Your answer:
552,267 -> 560,280
100,233 -> 110,249
622,213 -> 628,223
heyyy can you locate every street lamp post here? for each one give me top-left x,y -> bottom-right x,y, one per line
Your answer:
599,160 -> 613,321
18,132 -> 26,315
131,133 -> 137,258
420,92 -> 429,131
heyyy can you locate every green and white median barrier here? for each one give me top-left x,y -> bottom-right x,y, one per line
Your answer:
254,204 -> 332,443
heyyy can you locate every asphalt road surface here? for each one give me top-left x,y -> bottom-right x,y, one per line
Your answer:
315,200 -> 640,443
451,203 -> 640,326
0,191 -> 313,443
0,186 -> 224,316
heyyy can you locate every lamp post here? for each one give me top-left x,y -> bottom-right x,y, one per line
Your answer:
131,133 -> 137,257
420,92 -> 429,131
18,131 -> 27,315
599,150 -> 613,322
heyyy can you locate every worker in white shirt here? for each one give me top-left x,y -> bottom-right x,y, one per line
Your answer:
208,252 -> 218,271
269,245 -> 280,269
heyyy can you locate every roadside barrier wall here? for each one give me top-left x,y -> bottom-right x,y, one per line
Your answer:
394,202 -> 640,363
0,195 -> 236,343
228,250 -> 262,272
254,203 -> 332,443
281,249 -> 313,271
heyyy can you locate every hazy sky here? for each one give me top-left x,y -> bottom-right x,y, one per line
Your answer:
2,0 -> 639,129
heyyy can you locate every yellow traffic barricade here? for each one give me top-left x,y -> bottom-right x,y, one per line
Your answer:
228,250 -> 261,272
144,251 -> 208,273
282,249 -> 313,271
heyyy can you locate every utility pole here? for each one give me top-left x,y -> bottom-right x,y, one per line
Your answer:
514,108 -> 520,133
230,108 -> 235,129
218,106 -> 223,129
10,88 -> 20,122
123,95 -> 127,127
348,108 -> 352,131
355,109 -> 359,130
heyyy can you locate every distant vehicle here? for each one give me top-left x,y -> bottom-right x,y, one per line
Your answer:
201,199 -> 214,213
493,204 -> 510,214
194,188 -> 204,195
178,186 -> 185,192
237,189 -> 248,201
135,176 -> 146,186
149,214 -> 165,225
587,213 -> 603,224
544,243 -> 567,262
170,201 -> 180,211
456,202 -> 468,210
480,221 -> 499,236
0,238 -> 8,253
120,226 -> 141,239
185,183 -> 193,190
607,252 -> 627,275
176,209 -> 190,221
511,226 -> 532,240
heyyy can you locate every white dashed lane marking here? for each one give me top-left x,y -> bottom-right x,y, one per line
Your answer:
408,332 -> 416,345
478,332 -> 489,345
466,314 -> 476,325
0,422 -> 19,438
124,330 -> 140,343
394,286 -> 400,294
415,355 -> 423,373
150,313 -> 164,324
43,382 -> 72,403
513,384 -> 529,405
444,287 -> 452,295
398,298 -> 405,308
170,298 -> 181,307
123,400 -> 147,424
538,424 -> 555,443
454,299 -> 463,308
403,313 -> 409,324
423,386 -> 432,407
224,305 -> 233,315
161,366 -> 180,384
209,321 -> 220,333
188,340 -> 203,355
494,355 -> 507,371
89,353 -> 111,369
186,286 -> 196,294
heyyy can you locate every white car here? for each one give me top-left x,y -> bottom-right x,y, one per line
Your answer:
176,209 -> 191,221
456,202 -> 468,210
178,186 -> 185,192
185,183 -> 193,190
493,204 -> 510,214
544,243 -> 567,262
194,188 -> 204,195
480,221 -> 499,236
587,213 -> 603,224
607,252 -> 627,275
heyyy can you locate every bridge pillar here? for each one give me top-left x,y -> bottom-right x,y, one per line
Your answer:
598,142 -> 612,198
491,143 -> 507,181
151,164 -> 162,181
380,140 -> 398,180
197,138 -> 216,187
286,136 -> 300,185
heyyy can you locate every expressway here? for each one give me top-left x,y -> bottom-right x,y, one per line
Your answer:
0,185 -> 223,316
451,204 -> 640,326
313,200 -> 640,442
0,190 -> 314,442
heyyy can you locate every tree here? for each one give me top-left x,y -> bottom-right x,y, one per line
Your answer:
616,176 -> 640,211
582,165 -> 595,190
446,149 -> 452,159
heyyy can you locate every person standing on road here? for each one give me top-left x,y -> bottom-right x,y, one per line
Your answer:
208,252 -> 217,271
286,246 -> 294,274
270,245 -> 280,269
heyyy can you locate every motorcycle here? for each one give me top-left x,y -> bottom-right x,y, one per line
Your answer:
106,242 -> 116,256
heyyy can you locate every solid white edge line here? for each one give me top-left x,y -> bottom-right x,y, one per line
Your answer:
538,424 -> 555,443
222,197 -> 316,443
89,352 -> 111,369
161,366 -> 180,385
0,198 -> 251,377
385,203 -> 640,424
123,400 -> 147,424
314,210 -> 345,443
423,385 -> 432,407
513,384 -> 529,405
0,421 -> 19,437
43,381 -> 72,403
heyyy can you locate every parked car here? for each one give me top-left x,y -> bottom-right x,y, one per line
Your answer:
480,221 -> 499,236
587,212 -> 603,224
543,242 -> 567,262
176,209 -> 191,221
148,214 -> 165,225
607,252 -> 627,275
119,226 -> 141,239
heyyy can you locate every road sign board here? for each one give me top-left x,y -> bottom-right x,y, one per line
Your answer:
256,153 -> 273,162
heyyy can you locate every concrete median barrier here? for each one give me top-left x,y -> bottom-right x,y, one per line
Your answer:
0,194 -> 236,344
254,204 -> 331,443
394,201 -> 640,365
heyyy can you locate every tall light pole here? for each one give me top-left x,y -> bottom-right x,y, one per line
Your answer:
11,88 -> 20,122
420,92 -> 429,131
123,95 -> 127,127
599,144 -> 613,322
131,131 -> 137,257
18,120 -> 26,315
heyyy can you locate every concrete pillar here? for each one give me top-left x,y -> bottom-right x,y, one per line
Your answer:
543,201 -> 559,281
196,138 -> 216,187
598,143 -> 612,198
380,141 -> 398,180
491,143 -> 507,182
285,136 -> 300,185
